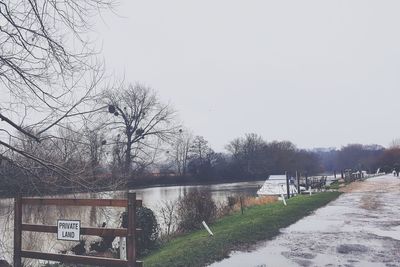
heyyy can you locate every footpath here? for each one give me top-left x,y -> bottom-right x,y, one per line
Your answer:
209,174 -> 400,267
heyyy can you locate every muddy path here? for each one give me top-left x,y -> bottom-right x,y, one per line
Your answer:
209,175 -> 400,267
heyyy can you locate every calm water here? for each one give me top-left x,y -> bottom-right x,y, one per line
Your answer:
0,180 -> 264,265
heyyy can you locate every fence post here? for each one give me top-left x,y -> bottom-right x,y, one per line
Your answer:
305,174 -> 309,190
296,171 -> 300,194
127,192 -> 137,267
14,195 -> 22,267
285,171 -> 290,199
239,196 -> 244,215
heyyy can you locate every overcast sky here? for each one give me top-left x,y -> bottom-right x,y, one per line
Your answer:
94,0 -> 400,152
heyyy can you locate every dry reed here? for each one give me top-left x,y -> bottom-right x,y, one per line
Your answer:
233,195 -> 278,211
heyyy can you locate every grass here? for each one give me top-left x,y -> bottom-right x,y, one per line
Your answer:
325,181 -> 341,190
142,191 -> 341,267
232,195 -> 278,211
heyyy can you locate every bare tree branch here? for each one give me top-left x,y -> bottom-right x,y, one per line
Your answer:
102,83 -> 180,179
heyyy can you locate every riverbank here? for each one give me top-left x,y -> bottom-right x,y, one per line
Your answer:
142,191 -> 341,267
0,180 -> 265,265
0,175 -> 265,199
209,175 -> 400,267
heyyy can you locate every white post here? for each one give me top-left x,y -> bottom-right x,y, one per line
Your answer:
202,221 -> 214,236
281,193 -> 287,206
293,186 -> 298,195
280,185 -> 287,206
120,237 -> 127,260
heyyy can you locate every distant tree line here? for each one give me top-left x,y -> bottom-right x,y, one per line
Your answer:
155,134 -> 400,184
2,102 -> 400,198
317,143 -> 400,174
2,101 -> 400,197
161,133 -> 323,182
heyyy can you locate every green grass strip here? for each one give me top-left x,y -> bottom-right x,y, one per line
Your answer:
143,192 -> 341,267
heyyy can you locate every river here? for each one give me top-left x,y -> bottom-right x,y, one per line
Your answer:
0,180 -> 264,265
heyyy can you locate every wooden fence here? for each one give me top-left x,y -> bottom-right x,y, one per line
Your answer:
14,193 -> 143,267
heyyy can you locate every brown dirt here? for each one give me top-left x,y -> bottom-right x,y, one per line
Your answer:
359,194 -> 381,210
233,196 -> 278,211
339,176 -> 400,193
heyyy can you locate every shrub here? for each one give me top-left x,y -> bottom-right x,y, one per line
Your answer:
136,207 -> 159,255
227,196 -> 239,209
158,200 -> 178,237
177,189 -> 216,232
122,206 -> 159,256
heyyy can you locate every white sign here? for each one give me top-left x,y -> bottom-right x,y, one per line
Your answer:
57,220 -> 80,241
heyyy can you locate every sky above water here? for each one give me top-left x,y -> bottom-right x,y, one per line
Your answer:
94,0 -> 400,151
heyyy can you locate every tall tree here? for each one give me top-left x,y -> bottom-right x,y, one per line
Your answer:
389,138 -> 400,149
103,83 -> 179,178
187,136 -> 214,178
82,123 -> 107,177
168,130 -> 192,176
377,148 -> 400,173
336,144 -> 384,171
190,136 -> 212,162
226,133 -> 268,179
0,0 -> 113,179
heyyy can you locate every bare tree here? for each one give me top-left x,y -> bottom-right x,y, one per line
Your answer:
225,134 -> 267,178
102,83 -> 179,179
389,138 -> 400,148
187,136 -> 215,178
190,136 -> 212,162
167,130 -> 192,176
0,0 -> 114,181
82,123 -> 107,177
158,200 -> 178,236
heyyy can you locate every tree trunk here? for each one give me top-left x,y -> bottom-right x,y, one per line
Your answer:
125,134 -> 133,179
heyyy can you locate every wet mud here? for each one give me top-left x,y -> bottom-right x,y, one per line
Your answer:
209,175 -> 400,267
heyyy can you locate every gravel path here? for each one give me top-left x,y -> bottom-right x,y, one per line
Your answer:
209,175 -> 400,267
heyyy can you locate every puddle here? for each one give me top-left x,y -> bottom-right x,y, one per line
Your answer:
209,175 -> 400,267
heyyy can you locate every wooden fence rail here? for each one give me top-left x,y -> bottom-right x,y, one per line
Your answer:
14,193 -> 143,267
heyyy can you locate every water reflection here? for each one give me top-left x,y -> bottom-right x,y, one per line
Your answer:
0,180 -> 263,265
